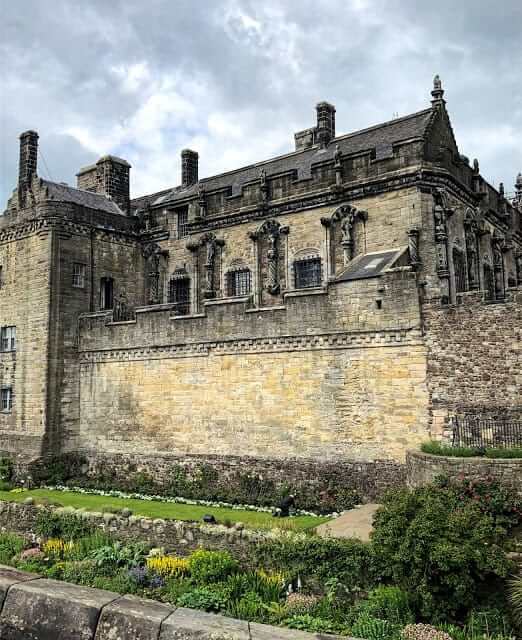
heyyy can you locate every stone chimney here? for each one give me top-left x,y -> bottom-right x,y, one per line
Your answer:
181,149 -> 199,188
316,102 -> 336,147
77,155 -> 131,214
18,130 -> 39,206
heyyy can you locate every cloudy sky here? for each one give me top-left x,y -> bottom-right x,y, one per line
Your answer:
1,0 -> 521,208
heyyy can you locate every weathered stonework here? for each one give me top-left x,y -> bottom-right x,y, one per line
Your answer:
1,77 -> 521,503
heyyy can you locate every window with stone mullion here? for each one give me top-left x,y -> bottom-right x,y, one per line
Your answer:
294,257 -> 322,289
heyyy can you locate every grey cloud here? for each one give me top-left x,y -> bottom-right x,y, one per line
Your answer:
1,0 -> 521,206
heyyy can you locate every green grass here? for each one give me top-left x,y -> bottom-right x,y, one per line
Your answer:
421,441 -> 522,459
0,488 -> 329,531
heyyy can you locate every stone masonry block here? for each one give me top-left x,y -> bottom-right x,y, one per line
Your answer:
160,607 -> 250,639
0,565 -> 40,609
0,578 -> 118,640
95,594 -> 174,640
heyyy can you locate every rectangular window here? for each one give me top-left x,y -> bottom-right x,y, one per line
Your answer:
294,258 -> 322,289
0,388 -> 12,413
177,209 -> 189,239
227,269 -> 251,297
72,263 -> 86,288
169,277 -> 190,315
0,326 -> 16,352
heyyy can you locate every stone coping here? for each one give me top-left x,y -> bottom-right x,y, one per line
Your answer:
408,449 -> 522,464
0,565 -> 358,640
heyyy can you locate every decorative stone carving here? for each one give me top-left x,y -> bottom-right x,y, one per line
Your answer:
113,290 -> 133,322
464,209 -> 480,290
333,144 -> 343,187
143,242 -> 167,305
407,227 -> 420,268
249,219 -> 289,296
332,205 -> 368,266
259,168 -> 269,204
492,238 -> 505,300
197,232 -> 225,298
197,185 -> 207,220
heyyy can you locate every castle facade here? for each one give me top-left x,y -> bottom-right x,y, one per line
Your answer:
1,77 -> 521,497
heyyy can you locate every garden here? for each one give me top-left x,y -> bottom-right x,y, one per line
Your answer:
0,474 -> 520,640
421,442 -> 522,459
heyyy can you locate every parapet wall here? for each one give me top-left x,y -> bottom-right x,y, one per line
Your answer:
406,450 -> 522,495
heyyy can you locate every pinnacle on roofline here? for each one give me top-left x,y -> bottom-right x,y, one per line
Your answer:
431,74 -> 445,107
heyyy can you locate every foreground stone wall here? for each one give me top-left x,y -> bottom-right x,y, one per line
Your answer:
406,450 -> 522,495
0,566 -> 347,640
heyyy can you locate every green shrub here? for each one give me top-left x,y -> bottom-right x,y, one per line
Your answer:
0,457 -> 13,482
226,591 -> 267,621
421,441 -> 482,457
89,541 -> 148,569
485,447 -> 522,459
65,532 -> 113,561
0,533 -> 24,564
283,613 -> 348,635
90,569 -> 140,594
188,549 -> 238,584
31,453 -> 87,486
253,536 -> 376,592
371,480 -> 519,621
35,510 -> 95,540
355,585 -> 414,625
177,585 -> 229,612
352,612 -> 400,640
161,577 -> 194,604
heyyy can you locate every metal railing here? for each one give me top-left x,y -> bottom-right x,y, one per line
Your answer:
452,416 -> 522,449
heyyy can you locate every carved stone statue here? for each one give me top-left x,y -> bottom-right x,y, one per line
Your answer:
266,233 -> 279,294
113,291 -> 132,322
340,213 -> 355,264
259,168 -> 268,203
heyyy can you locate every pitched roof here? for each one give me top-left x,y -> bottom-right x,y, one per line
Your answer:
42,180 -> 124,215
140,108 -> 434,209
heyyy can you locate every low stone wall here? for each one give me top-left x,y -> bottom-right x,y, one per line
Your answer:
0,500 -> 293,562
25,450 -> 406,512
406,450 -> 522,495
0,565 -> 350,640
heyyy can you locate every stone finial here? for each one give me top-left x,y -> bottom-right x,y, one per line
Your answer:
472,158 -> 480,175
431,74 -> 445,105
499,182 -> 505,198
516,172 -> 522,192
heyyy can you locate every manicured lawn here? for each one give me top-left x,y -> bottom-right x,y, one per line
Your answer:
0,489 -> 330,531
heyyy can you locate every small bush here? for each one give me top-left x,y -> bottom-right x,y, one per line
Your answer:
0,533 -> 25,564
188,549 -> 238,584
253,536 -> 376,591
355,585 -> 414,625
352,612 -> 400,640
90,541 -> 148,569
0,457 -> 13,482
283,614 -> 347,635
485,447 -> 522,459
42,538 -> 74,559
35,510 -> 95,540
177,585 -> 229,612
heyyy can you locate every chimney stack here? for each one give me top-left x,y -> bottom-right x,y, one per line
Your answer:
316,102 -> 336,148
77,155 -> 131,214
18,130 -> 39,193
181,149 -> 199,188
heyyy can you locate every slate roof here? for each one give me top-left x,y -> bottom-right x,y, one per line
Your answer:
131,188 -> 173,213
42,180 -> 124,215
336,248 -> 407,282
139,108 -> 434,209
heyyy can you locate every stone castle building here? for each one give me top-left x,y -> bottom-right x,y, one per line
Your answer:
1,77 -> 521,495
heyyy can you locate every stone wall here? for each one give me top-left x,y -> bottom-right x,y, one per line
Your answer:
406,450 -> 522,495
422,289 -> 522,437
74,269 -> 429,465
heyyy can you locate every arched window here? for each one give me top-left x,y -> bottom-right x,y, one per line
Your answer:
452,247 -> 467,294
100,277 -> 114,310
168,270 -> 191,315
226,268 -> 251,297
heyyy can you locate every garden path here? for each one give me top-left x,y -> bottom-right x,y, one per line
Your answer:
315,503 -> 380,541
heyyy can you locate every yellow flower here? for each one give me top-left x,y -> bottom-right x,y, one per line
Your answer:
43,538 -> 74,558
146,555 -> 189,578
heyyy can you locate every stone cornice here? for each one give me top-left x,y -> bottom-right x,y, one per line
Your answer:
79,327 -> 424,363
